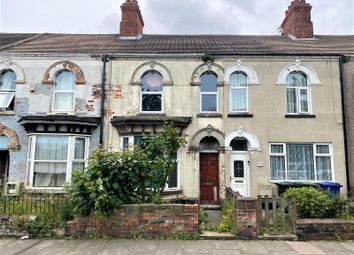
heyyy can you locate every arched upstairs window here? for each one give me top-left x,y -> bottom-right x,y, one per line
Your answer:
286,72 -> 310,114
0,70 -> 16,110
200,72 -> 218,113
53,70 -> 76,112
230,72 -> 248,113
141,71 -> 164,113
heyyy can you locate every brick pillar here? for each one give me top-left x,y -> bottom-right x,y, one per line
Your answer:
236,197 -> 258,239
119,0 -> 144,37
281,0 -> 314,38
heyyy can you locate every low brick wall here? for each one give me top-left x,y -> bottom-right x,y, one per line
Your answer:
235,197 -> 258,239
297,219 -> 354,240
66,204 -> 199,238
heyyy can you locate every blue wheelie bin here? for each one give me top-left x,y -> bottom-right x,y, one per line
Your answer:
317,182 -> 342,197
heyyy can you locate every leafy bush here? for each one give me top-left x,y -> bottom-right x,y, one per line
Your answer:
282,187 -> 332,218
69,123 -> 186,217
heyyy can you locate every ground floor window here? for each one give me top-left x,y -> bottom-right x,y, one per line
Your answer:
270,143 -> 333,181
121,135 -> 180,189
27,134 -> 89,188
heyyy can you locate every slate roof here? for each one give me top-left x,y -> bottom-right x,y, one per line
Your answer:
1,33 -> 353,55
0,33 -> 39,49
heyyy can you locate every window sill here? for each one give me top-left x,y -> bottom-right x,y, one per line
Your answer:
0,110 -> 15,116
228,113 -> 253,118
24,187 -> 67,194
285,114 -> 316,118
162,189 -> 183,195
138,113 -> 166,116
196,113 -> 223,118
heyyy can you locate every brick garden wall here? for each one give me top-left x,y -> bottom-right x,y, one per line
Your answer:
297,219 -> 354,240
66,204 -> 199,237
235,197 -> 258,239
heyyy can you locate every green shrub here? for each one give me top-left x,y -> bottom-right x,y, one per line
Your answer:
69,123 -> 186,217
282,187 -> 332,218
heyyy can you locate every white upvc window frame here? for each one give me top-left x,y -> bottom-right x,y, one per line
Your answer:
0,70 -> 16,110
286,72 -> 312,115
52,71 -> 76,113
140,88 -> 164,113
26,133 -> 89,189
0,92 -> 15,109
269,143 -> 333,182
200,89 -> 219,113
229,72 -> 249,113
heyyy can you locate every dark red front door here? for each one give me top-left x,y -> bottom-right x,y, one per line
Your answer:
200,153 -> 219,205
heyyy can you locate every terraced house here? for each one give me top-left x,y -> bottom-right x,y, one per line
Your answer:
0,0 -> 353,202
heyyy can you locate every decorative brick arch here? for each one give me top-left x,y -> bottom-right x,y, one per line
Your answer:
190,62 -> 225,86
0,124 -> 20,151
0,59 -> 25,84
225,126 -> 262,154
42,60 -> 86,85
130,61 -> 173,86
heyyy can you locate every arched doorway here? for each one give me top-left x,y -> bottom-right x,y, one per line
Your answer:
199,136 -> 220,205
0,136 -> 10,192
229,137 -> 250,196
225,127 -> 262,197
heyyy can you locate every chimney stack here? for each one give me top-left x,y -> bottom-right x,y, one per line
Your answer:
119,0 -> 144,37
281,0 -> 314,39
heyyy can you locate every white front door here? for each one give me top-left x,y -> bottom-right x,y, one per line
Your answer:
230,153 -> 249,197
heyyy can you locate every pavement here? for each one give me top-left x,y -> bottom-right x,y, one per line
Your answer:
0,239 -> 354,255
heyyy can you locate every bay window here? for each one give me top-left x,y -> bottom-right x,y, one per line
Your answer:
286,72 -> 311,114
270,143 -> 333,181
200,72 -> 218,112
230,72 -> 248,112
27,134 -> 88,188
0,70 -> 16,110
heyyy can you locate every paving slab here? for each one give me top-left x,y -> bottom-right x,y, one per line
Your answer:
0,239 -> 41,255
236,241 -> 268,254
286,241 -> 325,255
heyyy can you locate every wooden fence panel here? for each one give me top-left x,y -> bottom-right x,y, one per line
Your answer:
257,195 -> 296,235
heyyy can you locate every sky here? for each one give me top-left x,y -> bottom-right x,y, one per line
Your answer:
0,0 -> 353,35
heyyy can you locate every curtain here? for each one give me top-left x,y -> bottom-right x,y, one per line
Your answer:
287,88 -> 297,113
74,138 -> 85,159
0,135 -> 10,149
287,144 -> 314,180
35,136 -> 68,161
299,89 -> 309,112
55,71 -> 76,91
270,156 -> 286,180
0,71 -> 16,90
54,93 -> 74,111
231,89 -> 247,112
286,73 -> 307,87
34,173 -> 66,187
316,156 -> 332,181
230,72 -> 247,87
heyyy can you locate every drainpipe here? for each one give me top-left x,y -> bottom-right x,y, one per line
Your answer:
339,55 -> 351,196
100,55 -> 110,146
